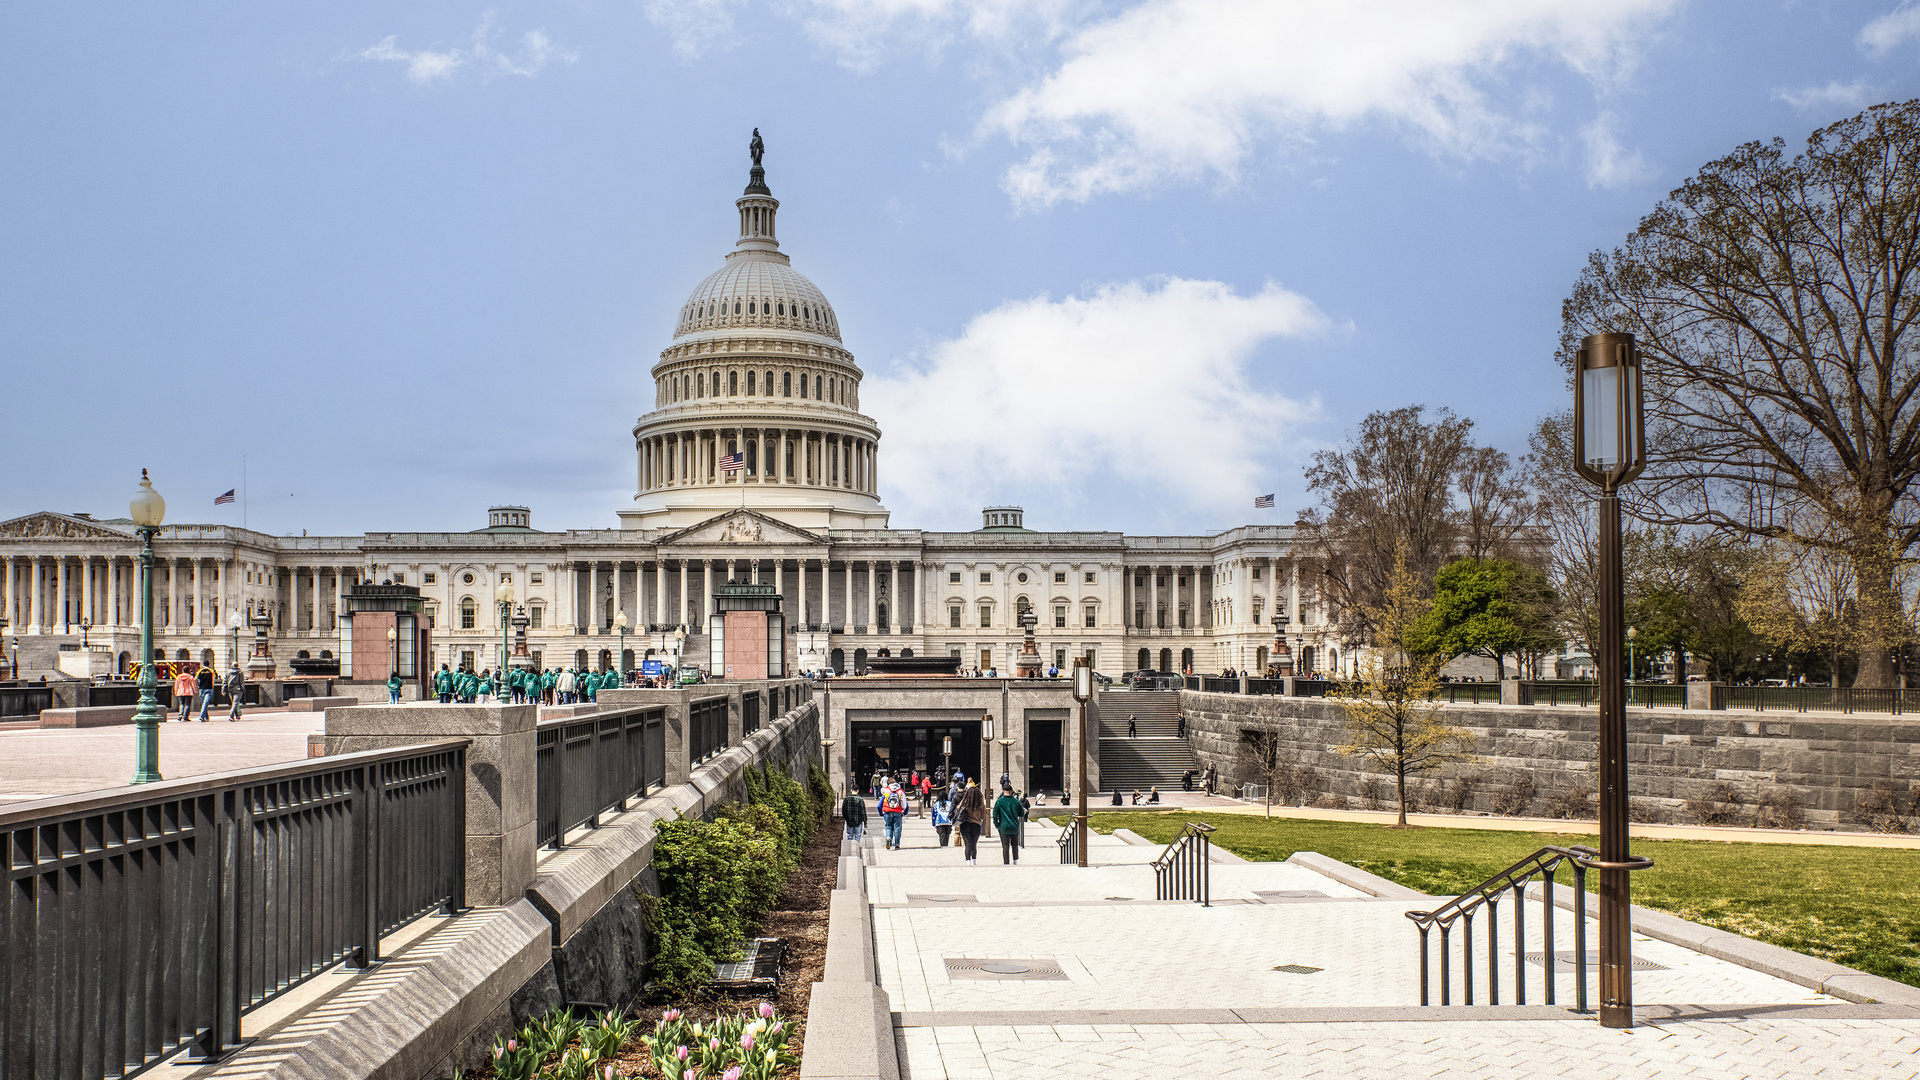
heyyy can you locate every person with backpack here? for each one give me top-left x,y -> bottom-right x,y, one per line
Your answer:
931,793 -> 953,847
224,664 -> 244,721
195,665 -> 215,721
435,664 -> 454,704
954,780 -> 988,865
841,785 -> 868,843
880,782 -> 909,849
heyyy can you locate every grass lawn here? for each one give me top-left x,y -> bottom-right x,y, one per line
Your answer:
1057,811 -> 1920,988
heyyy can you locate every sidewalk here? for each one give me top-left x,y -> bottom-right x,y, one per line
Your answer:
858,811 -> 1920,1078
0,712 -> 319,803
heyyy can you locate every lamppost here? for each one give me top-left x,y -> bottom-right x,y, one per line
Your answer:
997,735 -> 1015,789
1572,331 -> 1655,1028
387,627 -> 398,677
614,611 -> 630,678
1271,608 -> 1288,676
80,619 -> 91,652
496,581 -> 514,675
129,470 -> 166,784
228,608 -> 244,670
1071,657 -> 1093,867
942,734 -> 952,790
1627,625 -> 1638,684
673,626 -> 685,677
981,711 -> 995,783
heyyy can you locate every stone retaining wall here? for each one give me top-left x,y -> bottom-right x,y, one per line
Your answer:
1181,691 -> 1920,830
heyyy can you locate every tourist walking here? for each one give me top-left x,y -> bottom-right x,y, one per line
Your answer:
172,670 -> 196,721
195,665 -> 215,721
954,780 -> 987,865
1176,715 -> 1186,739
435,664 -> 454,703
557,668 -> 576,704
931,794 -> 953,847
224,664 -> 244,721
1127,714 -> 1137,737
841,786 -> 867,843
994,784 -> 1023,865
387,670 -> 403,705
880,782 -> 908,849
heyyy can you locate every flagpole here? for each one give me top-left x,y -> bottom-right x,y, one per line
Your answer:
243,456 -> 248,531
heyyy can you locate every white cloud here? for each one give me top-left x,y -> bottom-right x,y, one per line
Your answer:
1860,3 -> 1920,54
864,277 -> 1328,528
644,0 -> 748,59
1580,111 -> 1655,188
787,0 -> 1084,72
978,0 -> 1679,207
1774,78 -> 1882,115
356,15 -> 576,84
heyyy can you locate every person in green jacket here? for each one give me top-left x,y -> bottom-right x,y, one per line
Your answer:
477,669 -> 493,703
993,784 -> 1024,865
506,667 -> 524,704
539,669 -> 555,705
604,666 -> 622,690
434,664 -> 454,704
387,671 -> 403,705
584,669 -> 600,702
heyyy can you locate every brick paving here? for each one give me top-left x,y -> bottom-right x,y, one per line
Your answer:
864,813 -> 1920,1078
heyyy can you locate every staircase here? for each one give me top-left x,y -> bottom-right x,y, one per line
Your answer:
1096,690 -> 1200,792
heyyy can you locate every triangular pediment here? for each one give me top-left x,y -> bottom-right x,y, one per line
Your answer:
0,512 -> 134,541
658,509 -> 826,548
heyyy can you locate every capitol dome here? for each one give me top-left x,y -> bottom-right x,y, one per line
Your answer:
619,140 -> 889,534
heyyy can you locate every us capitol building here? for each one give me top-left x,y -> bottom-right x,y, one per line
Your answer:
0,149 -> 1344,687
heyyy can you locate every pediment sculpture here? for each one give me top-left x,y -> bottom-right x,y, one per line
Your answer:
720,517 -> 764,543
0,512 -> 129,540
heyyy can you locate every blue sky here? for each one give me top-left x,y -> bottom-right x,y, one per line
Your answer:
5,1 -> 1918,538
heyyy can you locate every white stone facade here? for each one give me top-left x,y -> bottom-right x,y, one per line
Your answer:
0,161 -> 1344,682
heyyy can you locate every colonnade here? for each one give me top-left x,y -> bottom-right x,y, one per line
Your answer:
0,554 -> 360,636
638,428 -> 878,496
566,556 -> 913,634
1123,563 -> 1213,630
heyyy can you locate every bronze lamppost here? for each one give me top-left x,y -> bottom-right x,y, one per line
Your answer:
1070,657 -> 1093,866
1572,331 -> 1656,1028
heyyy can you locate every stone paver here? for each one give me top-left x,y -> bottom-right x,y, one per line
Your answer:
0,713 -> 318,803
863,812 -> 1920,1078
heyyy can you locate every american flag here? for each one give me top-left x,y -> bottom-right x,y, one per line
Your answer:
719,452 -> 747,473
1253,494 -> 1275,508
215,489 -> 237,505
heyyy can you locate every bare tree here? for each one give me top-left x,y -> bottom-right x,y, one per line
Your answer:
1238,730 -> 1316,816
1561,100 -> 1920,687
1333,549 -> 1476,825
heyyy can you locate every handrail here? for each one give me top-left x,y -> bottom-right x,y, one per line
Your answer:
1404,845 -> 1652,1010
1151,822 -> 1216,905
1056,816 -> 1081,864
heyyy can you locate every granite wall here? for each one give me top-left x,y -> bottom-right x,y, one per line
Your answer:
1180,691 -> 1920,831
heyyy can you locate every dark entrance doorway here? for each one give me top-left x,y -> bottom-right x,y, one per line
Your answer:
1026,717 -> 1063,794
851,719 -> 981,796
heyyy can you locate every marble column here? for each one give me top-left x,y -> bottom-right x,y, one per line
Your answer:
586,562 -> 598,632
842,558 -> 852,630
654,559 -> 665,627
680,560 -> 690,625
798,559 -> 809,628
702,559 -> 712,624
866,561 -> 877,631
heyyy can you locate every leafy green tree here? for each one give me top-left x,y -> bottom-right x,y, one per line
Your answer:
1410,559 -> 1561,680
1624,528 -> 1766,682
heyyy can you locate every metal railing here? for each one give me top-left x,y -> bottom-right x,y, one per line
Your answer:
1727,685 -> 1916,714
1245,678 -> 1285,695
0,685 -> 53,719
1405,844 -> 1650,1009
1,740 -> 467,1077
1056,816 -> 1082,864
536,707 -> 665,849
1151,822 -> 1215,905
1428,683 -> 1503,705
689,696 -> 729,763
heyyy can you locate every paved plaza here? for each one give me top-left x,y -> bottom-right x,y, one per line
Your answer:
0,712 -> 318,803
863,813 -> 1920,1078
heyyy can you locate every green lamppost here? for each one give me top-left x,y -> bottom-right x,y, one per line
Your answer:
496,580 -> 514,679
129,469 -> 167,784
614,610 -> 630,678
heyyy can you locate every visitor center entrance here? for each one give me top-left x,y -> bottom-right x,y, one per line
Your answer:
851,719 -> 981,795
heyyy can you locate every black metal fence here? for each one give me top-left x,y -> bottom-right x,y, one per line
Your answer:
742,692 -> 761,736
1151,822 -> 1214,905
0,685 -> 53,719
0,741 -> 467,1078
689,696 -> 729,765
535,708 -> 666,849
1727,685 -> 1917,714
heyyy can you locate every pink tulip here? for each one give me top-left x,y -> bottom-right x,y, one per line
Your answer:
741,1032 -> 755,1051
709,1037 -> 721,1052
758,1002 -> 775,1019
664,1009 -> 682,1022
605,1066 -> 617,1080
676,1046 -> 690,1061
492,1046 -> 504,1061
724,1068 -> 743,1080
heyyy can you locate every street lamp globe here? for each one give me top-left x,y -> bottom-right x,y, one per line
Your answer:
613,611 -> 628,631
495,581 -> 515,606
1572,333 -> 1648,487
130,470 -> 166,528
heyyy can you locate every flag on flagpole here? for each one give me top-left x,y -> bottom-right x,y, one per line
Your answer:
215,489 -> 237,505
719,452 -> 747,473
1253,494 -> 1275,508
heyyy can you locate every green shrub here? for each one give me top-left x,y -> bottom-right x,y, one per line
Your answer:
644,813 -> 787,997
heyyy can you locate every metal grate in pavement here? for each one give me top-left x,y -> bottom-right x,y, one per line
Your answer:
1271,964 -> 1324,974
944,958 -> 1069,981
1255,890 -> 1363,903
1524,950 -> 1666,971
907,894 -> 978,904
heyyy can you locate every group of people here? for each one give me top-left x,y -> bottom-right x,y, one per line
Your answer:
168,663 -> 246,721
429,664 -> 639,705
844,769 -> 1034,865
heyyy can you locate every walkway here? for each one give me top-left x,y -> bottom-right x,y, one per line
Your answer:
860,812 -> 1920,1078
0,712 -> 318,803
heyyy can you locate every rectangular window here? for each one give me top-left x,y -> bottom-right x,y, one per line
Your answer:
1053,571 -> 1066,583
1252,568 -> 1262,580
1054,648 -> 1067,669
1135,576 -> 1144,587
531,573 -> 543,585
424,573 -> 436,585
501,573 -> 512,584
949,571 -> 961,583
461,650 -> 475,671
392,572 -> 405,584
979,605 -> 992,628
530,606 -> 543,629
1085,571 -> 1095,583
1054,605 -> 1066,628
979,571 -> 991,583
949,604 -> 962,628
1084,605 -> 1097,628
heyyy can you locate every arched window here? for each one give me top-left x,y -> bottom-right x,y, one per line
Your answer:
747,371 -> 756,395
814,374 -> 822,398
764,370 -> 774,395
748,300 -> 756,314
777,302 -> 785,315
745,440 -> 758,476
697,372 -> 705,396
461,597 -> 476,629
1137,648 -> 1151,671
733,301 -> 741,314
978,603 -> 992,628
729,371 -> 738,395
1159,648 -> 1172,673
783,371 -> 792,396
